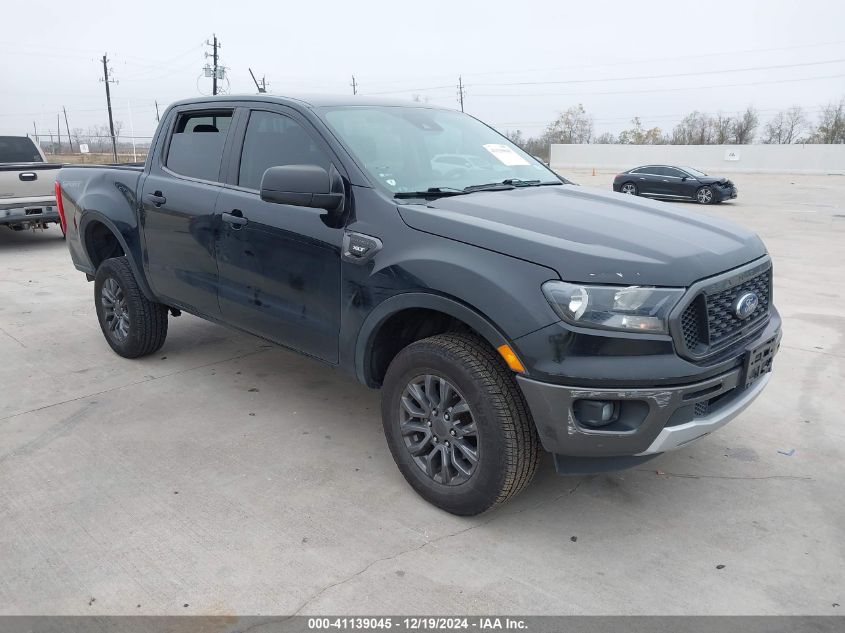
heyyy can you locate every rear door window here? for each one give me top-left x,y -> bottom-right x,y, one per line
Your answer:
0,136 -> 42,163
165,111 -> 233,181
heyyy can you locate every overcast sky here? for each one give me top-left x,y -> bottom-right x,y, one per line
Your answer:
2,0 -> 845,142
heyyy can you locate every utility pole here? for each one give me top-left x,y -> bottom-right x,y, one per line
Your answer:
57,113 -> 61,153
100,53 -> 118,162
204,35 -> 226,95
212,34 -> 218,95
154,100 -> 160,123
457,75 -> 466,112
32,121 -> 39,149
249,68 -> 267,93
63,106 -> 74,152
350,75 -> 358,96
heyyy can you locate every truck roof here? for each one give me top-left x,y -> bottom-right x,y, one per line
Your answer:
168,93 -> 449,110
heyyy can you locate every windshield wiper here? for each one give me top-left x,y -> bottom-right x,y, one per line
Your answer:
394,187 -> 468,199
394,179 -> 565,199
462,179 -> 564,192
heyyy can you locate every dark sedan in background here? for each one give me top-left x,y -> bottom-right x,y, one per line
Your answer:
613,165 -> 738,204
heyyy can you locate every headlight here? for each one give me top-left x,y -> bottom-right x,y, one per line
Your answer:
542,281 -> 684,333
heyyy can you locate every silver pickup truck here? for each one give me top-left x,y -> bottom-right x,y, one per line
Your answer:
0,136 -> 62,234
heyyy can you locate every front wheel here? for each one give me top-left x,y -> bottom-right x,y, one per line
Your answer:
696,186 -> 715,204
620,182 -> 638,195
94,257 -> 168,358
381,333 -> 540,515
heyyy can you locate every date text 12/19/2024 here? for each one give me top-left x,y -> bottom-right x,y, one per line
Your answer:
308,618 -> 528,630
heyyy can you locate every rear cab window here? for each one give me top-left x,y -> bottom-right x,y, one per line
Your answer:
0,136 -> 43,163
165,111 -> 233,181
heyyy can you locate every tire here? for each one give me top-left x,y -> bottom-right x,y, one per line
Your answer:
620,182 -> 638,196
696,186 -> 715,204
381,333 -> 540,515
94,257 -> 168,358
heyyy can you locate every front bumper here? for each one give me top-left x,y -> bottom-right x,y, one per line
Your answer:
516,324 -> 780,470
716,185 -> 738,201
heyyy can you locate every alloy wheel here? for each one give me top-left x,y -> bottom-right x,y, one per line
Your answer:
101,277 -> 130,342
697,187 -> 713,203
399,374 -> 479,485
621,183 -> 636,195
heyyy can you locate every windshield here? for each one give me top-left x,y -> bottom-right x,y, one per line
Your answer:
682,166 -> 708,177
0,136 -> 43,163
321,106 -> 560,194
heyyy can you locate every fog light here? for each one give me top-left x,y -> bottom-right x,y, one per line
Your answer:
573,399 -> 617,428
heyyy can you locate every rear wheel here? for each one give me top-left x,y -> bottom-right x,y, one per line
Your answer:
94,257 -> 168,358
696,186 -> 715,204
381,333 -> 540,515
620,182 -> 638,195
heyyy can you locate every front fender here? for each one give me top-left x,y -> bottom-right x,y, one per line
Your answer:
353,292 -> 512,386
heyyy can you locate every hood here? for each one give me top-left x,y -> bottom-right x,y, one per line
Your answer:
697,175 -> 730,185
397,185 -> 766,287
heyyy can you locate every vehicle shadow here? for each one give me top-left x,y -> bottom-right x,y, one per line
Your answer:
0,225 -> 65,251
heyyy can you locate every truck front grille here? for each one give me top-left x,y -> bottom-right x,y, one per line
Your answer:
676,265 -> 771,359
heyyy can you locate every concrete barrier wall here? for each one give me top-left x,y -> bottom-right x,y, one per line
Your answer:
550,143 -> 845,175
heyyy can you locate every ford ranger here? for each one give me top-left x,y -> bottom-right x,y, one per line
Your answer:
56,95 -> 780,515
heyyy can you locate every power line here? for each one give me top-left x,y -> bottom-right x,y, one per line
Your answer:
473,72 -> 845,98
470,58 -> 845,88
349,39 -> 845,88
362,58 -> 845,96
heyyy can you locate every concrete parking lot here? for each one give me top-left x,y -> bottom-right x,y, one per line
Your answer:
1,170 -> 843,615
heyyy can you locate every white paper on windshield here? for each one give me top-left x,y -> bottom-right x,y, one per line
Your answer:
482,144 -> 530,166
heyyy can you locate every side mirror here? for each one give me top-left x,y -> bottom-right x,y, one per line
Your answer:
681,176 -> 688,181
260,164 -> 343,213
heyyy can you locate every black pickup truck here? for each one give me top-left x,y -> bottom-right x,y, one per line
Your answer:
57,95 -> 780,515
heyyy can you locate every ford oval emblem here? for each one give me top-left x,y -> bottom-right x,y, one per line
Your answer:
733,292 -> 759,319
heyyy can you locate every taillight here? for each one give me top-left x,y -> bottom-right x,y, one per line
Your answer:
54,181 -> 67,234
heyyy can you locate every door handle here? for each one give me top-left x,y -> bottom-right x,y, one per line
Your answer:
221,209 -> 247,227
145,191 -> 166,207
19,172 -> 37,181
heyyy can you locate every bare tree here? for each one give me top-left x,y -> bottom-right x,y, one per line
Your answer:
593,132 -> 616,144
617,117 -> 667,144
714,113 -> 734,144
731,107 -> 759,144
808,99 -> 845,144
672,111 -> 716,144
544,104 -> 593,144
762,106 -> 807,144
505,129 -> 525,146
